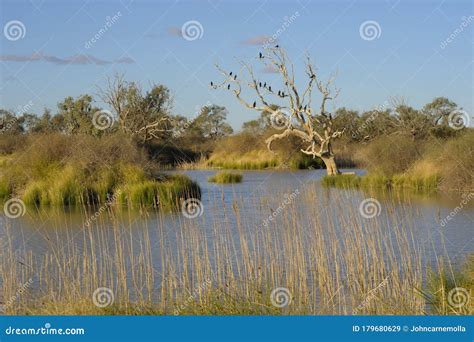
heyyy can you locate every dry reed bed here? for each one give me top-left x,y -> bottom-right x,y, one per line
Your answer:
0,185 -> 463,315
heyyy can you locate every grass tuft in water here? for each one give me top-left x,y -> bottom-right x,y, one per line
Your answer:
11,163 -> 200,210
208,171 -> 243,184
322,173 -> 439,193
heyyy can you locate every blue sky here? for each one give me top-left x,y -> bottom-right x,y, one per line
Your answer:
0,0 -> 472,129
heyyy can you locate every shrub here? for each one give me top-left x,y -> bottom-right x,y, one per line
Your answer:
356,135 -> 425,176
435,132 -> 473,191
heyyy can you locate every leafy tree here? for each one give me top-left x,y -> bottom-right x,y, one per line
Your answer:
332,108 -> 360,140
242,119 -> 266,135
393,104 -> 433,140
191,105 -> 233,140
0,110 -> 23,134
422,97 -> 457,125
99,74 -> 173,142
58,95 -> 100,135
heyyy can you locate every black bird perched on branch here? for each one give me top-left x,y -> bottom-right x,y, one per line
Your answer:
275,45 -> 279,48
252,101 -> 256,108
268,86 -> 272,91
304,105 -> 307,111
227,84 -> 231,90
259,82 -> 262,87
264,82 -> 266,87
210,81 -> 214,87
259,52 -> 263,58
234,75 -> 237,80
278,90 -> 281,96
229,72 -> 233,76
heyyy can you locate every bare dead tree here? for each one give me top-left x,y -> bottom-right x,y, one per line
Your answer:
213,47 -> 344,175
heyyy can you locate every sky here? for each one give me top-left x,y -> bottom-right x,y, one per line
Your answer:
0,0 -> 472,129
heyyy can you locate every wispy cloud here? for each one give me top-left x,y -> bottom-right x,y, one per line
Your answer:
0,52 -> 135,65
240,35 -> 276,46
114,56 -> 135,64
167,27 -> 182,37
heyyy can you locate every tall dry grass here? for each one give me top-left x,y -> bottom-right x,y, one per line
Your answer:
1,185 -> 469,315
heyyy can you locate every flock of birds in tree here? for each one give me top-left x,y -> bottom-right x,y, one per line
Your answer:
210,46 -> 316,111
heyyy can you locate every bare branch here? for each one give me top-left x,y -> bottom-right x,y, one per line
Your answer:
213,46 -> 345,175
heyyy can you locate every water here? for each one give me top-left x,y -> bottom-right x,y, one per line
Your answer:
1,169 -> 473,283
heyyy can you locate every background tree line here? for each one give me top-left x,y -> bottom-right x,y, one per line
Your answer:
0,74 -> 469,168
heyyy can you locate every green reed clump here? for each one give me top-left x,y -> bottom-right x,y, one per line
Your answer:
392,174 -> 439,193
207,160 -> 278,170
208,171 -> 243,184
322,174 -> 439,193
118,173 -> 201,210
418,255 -> 473,315
0,178 -> 12,201
11,162 -> 200,209
321,174 -> 361,188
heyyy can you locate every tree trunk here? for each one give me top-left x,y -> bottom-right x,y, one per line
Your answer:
321,155 -> 340,176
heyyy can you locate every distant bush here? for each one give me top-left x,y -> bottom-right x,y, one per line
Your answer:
356,135 -> 425,176
208,172 -> 243,184
0,134 -> 27,154
423,131 -> 473,191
